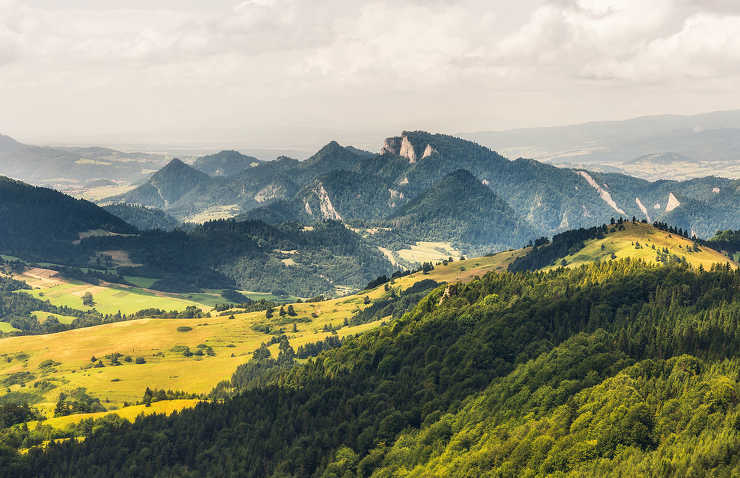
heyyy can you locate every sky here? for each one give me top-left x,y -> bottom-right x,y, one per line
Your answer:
2,0 -> 740,151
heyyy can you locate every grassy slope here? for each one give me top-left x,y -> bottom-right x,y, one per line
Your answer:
18,281 -> 212,316
15,269 -> 299,314
554,222 -> 737,271
0,322 -> 20,333
31,311 -> 78,325
0,251 -> 522,422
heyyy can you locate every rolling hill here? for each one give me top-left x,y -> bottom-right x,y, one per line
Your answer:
0,133 -> 167,188
462,109 -> 740,180
2,250 -> 737,477
193,150 -> 261,177
0,252 -> 518,416
383,169 -> 535,253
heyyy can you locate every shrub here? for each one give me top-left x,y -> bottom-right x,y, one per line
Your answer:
135,357 -> 146,364
177,326 -> 193,332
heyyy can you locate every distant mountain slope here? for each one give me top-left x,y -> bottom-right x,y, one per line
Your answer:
386,169 -> 534,251
110,159 -> 213,212
193,150 -> 260,177
298,141 -> 366,175
102,204 -> 180,231
462,109 -> 740,180
0,176 -> 136,258
0,133 -> 167,187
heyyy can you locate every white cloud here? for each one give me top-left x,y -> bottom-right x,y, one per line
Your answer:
1,0 -> 739,146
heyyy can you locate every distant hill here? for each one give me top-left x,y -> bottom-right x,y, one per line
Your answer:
193,151 -> 261,177
0,133 -> 167,188
0,176 -> 136,259
386,169 -> 535,252
110,159 -> 213,213
462,109 -> 740,180
102,204 -> 180,231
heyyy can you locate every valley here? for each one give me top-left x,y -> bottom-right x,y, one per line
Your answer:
0,130 -> 738,477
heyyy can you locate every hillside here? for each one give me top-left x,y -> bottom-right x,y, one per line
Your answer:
0,252 -> 517,416
102,204 -> 180,231
554,222 -> 734,271
78,220 -> 394,297
0,176 -> 136,259
384,169 -> 535,253
110,159 -> 213,213
462,109 -> 740,180
193,151 -> 260,177
0,175 -> 395,297
1,259 -> 737,477
0,134 -> 167,188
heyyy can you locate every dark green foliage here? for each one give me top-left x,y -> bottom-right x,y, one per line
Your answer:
193,150 -> 259,177
385,169 -> 535,252
102,204 -> 179,232
81,292 -> 94,307
706,229 -> 740,261
176,326 -> 192,333
53,388 -> 105,417
0,176 -> 135,260
0,401 -> 39,429
350,279 -> 440,326
220,289 -> 250,304
296,335 -> 344,359
141,388 -> 199,406
5,260 -> 740,478
84,219 -> 392,297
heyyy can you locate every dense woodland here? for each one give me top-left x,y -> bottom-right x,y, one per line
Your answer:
0,176 -> 135,260
80,219 -> 393,296
1,260 -> 738,477
102,204 -> 180,232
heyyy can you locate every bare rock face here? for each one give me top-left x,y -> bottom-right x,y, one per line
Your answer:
381,135 -> 420,163
421,144 -> 436,159
399,136 -> 417,163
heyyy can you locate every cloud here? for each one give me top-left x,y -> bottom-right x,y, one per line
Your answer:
1,0 -> 740,145
485,0 -> 740,84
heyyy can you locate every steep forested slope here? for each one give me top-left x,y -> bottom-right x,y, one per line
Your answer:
4,261 -> 738,477
0,176 -> 135,259
384,169 -> 535,252
82,219 -> 393,296
102,204 -> 180,231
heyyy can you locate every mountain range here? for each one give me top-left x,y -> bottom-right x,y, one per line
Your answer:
462,109 -> 740,180
109,131 -> 739,250
0,134 -> 168,190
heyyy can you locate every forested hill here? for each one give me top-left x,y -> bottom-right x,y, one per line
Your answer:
102,204 -> 180,232
5,260 -> 739,477
0,176 -> 136,259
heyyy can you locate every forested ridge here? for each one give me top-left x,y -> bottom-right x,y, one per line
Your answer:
2,259 -> 738,477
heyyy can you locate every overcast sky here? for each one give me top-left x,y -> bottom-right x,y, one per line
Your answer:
2,0 -> 740,151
